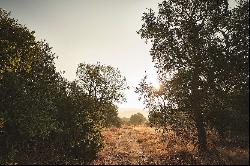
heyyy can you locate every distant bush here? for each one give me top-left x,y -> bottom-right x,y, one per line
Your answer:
129,113 -> 147,126
120,117 -> 130,125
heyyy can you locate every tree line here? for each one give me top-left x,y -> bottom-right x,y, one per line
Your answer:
0,8 -> 128,164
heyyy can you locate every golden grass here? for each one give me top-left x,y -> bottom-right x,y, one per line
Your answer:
91,125 -> 249,165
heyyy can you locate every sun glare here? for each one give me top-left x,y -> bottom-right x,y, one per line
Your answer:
153,83 -> 161,91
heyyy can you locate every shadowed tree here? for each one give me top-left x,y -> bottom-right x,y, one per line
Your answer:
76,62 -> 128,103
76,62 -> 128,127
0,8 -> 64,162
0,9 -> 103,164
137,0 -> 249,152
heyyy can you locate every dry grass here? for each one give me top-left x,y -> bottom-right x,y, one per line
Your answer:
91,125 -> 249,165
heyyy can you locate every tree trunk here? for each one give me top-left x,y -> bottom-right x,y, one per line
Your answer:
194,113 -> 207,152
191,70 -> 208,152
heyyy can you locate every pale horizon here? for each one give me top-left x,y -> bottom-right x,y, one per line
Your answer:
118,107 -> 149,119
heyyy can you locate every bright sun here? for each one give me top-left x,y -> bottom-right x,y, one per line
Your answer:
153,83 -> 161,90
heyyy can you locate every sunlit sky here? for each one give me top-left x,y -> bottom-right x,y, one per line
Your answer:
0,0 -> 237,112
0,0 -> 165,110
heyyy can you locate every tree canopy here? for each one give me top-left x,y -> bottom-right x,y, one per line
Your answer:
129,113 -> 147,125
76,62 -> 128,127
137,0 -> 249,152
76,62 -> 128,104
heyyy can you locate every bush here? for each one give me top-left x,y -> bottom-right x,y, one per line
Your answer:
0,9 -> 103,164
129,113 -> 147,126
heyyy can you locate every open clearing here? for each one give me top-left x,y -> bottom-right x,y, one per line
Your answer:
91,126 -> 249,165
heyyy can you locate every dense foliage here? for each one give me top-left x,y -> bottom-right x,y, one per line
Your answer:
136,0 -> 249,152
129,113 -> 147,125
0,9 -> 126,164
76,62 -> 128,128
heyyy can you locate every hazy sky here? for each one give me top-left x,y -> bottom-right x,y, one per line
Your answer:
0,0 -> 237,110
0,0 -> 164,109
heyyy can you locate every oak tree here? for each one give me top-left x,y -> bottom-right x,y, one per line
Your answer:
137,0 -> 249,152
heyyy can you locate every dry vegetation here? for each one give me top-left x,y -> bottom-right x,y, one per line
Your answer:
91,126 -> 249,165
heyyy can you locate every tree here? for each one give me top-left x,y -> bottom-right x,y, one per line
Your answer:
136,75 -> 195,138
0,8 -> 63,163
76,62 -> 128,127
0,7 -> 60,141
129,113 -> 147,125
55,81 -> 103,163
137,0 -> 249,152
0,9 -> 103,164
76,62 -> 128,103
